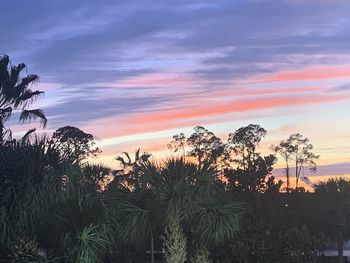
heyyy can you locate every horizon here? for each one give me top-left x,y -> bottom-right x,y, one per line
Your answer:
2,0 -> 350,184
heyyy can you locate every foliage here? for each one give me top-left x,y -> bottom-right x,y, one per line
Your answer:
225,154 -> 277,193
227,124 -> 266,166
225,124 -> 279,194
186,126 -> 225,167
64,224 -> 109,263
81,163 -> 113,192
0,136 -> 63,259
52,126 -> 101,164
191,202 -> 243,245
313,178 -> 350,263
191,243 -> 211,263
168,132 -> 186,157
115,148 -> 152,190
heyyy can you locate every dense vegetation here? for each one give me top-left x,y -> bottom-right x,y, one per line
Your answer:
1,55 -> 350,263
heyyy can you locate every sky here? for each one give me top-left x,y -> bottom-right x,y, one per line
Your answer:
1,0 -> 350,185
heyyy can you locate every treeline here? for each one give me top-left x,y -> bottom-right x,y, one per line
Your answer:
1,55 -> 350,263
167,124 -> 319,192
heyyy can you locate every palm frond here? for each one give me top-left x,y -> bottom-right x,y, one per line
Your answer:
0,107 -> 12,121
117,197 -> 151,244
16,74 -> 39,89
107,189 -> 152,244
14,90 -> 43,108
21,128 -> 36,144
67,224 -> 109,263
19,109 -> 47,127
9,64 -> 26,87
191,202 -> 244,245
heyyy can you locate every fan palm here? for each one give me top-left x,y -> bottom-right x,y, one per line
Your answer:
104,184 -> 158,263
108,159 -> 242,261
0,55 -> 47,141
33,165 -> 113,262
160,160 -> 243,262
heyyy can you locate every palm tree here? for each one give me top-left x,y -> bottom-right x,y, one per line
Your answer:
115,149 -> 152,190
0,55 -> 47,141
110,158 -> 244,263
0,136 -> 63,260
0,135 -> 113,261
162,214 -> 187,263
43,170 -> 111,262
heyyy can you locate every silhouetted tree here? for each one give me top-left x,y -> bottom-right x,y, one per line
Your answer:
225,124 -> 277,194
0,55 -> 47,141
115,149 -> 152,190
272,140 -> 295,192
274,133 -> 319,190
227,124 -> 267,169
168,133 -> 186,159
289,133 -> 319,189
52,126 -> 100,164
225,154 -> 277,193
187,126 -> 225,168
81,164 -> 113,192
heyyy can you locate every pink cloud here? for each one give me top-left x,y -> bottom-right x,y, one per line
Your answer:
254,65 -> 350,83
204,86 -> 327,100
99,73 -> 196,88
85,92 -> 349,139
35,82 -> 62,91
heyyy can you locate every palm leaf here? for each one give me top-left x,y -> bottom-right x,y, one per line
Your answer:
14,90 -> 43,108
0,107 -> 12,122
116,198 -> 151,244
19,109 -> 47,127
191,202 -> 244,245
21,128 -> 36,144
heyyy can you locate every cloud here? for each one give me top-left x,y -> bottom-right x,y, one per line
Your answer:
84,91 -> 348,139
274,162 -> 350,178
256,65 -> 350,83
2,0 -> 350,179
101,72 -> 196,87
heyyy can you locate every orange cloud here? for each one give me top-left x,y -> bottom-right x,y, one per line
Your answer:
101,136 -> 171,156
85,92 -> 349,139
129,94 -> 343,126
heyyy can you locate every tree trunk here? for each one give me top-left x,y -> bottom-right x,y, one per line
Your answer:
151,232 -> 155,263
295,160 -> 298,189
286,162 -> 290,193
338,230 -> 344,263
0,120 -> 4,142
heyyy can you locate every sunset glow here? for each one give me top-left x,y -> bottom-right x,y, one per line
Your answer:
2,0 -> 350,180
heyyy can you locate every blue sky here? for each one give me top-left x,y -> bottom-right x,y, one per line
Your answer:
2,0 -> 350,182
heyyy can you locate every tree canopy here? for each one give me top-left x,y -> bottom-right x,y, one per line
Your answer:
52,125 -> 101,164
